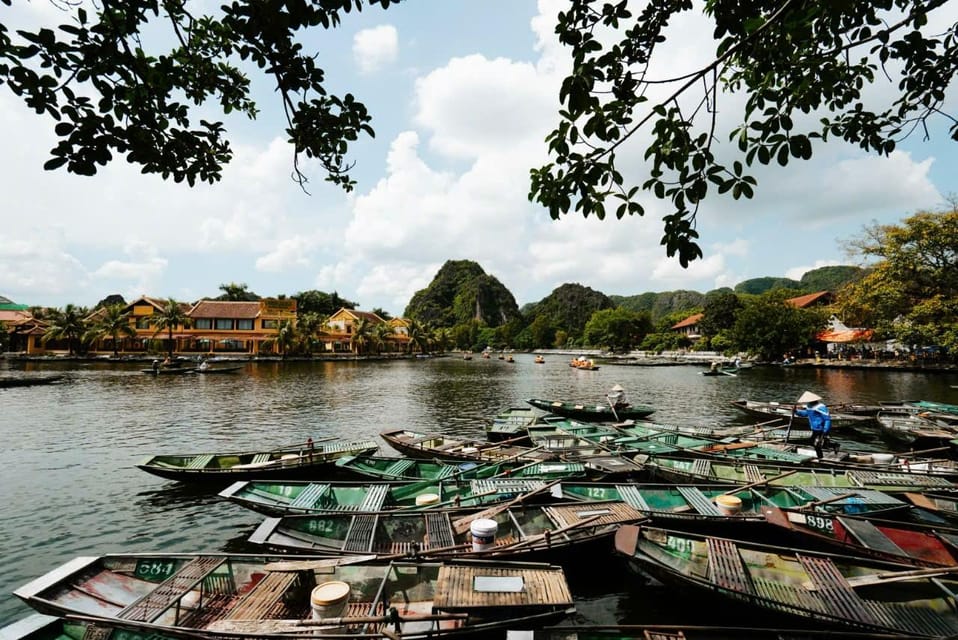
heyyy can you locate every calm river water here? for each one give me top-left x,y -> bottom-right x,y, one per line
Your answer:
1,355 -> 957,627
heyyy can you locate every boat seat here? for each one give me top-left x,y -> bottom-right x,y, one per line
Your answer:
742,464 -> 764,483
847,470 -> 953,488
835,517 -> 906,557
118,556 -> 227,622
706,537 -> 754,594
677,488 -> 722,516
250,453 -> 272,464
796,555 -> 879,626
435,465 -> 458,479
425,512 -> 455,549
876,601 -> 958,636
752,578 -> 826,614
343,515 -> 378,552
288,483 -> 330,509
360,484 -> 389,511
616,485 -> 651,512
643,632 -> 685,640
384,459 -> 415,478
186,454 -> 215,470
223,571 -> 299,621
690,459 -> 712,478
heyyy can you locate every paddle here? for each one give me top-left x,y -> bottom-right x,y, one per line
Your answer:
607,393 -> 620,422
803,565 -> 958,591
479,513 -> 606,553
451,478 -> 564,535
670,469 -> 801,514
207,612 -> 471,634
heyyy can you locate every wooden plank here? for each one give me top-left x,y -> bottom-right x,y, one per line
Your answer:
796,555 -> 878,626
118,557 -> 226,623
835,517 -> 906,557
706,538 -> 753,594
223,571 -> 298,620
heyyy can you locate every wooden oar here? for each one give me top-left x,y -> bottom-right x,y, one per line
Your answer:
488,456 -> 549,479
719,469 -> 799,495
607,394 -> 620,422
393,488 -> 501,511
799,492 -> 860,510
451,479 -> 563,535
482,513 -> 606,553
803,565 -> 958,591
264,554 -> 379,572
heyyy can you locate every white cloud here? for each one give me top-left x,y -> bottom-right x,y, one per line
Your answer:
353,25 -> 399,74
256,236 -> 316,272
0,233 -> 89,298
356,263 -> 440,312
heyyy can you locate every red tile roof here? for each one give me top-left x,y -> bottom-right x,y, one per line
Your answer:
189,301 -> 262,319
671,313 -> 703,329
786,291 -> 832,308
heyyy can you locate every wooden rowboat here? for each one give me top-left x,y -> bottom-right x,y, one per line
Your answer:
380,429 -> 553,463
14,553 -> 574,639
526,397 -> 655,421
0,374 -> 65,388
218,477 -> 557,516
136,439 -> 379,484
333,454 -> 589,483
614,524 -> 958,637
248,498 -> 646,561
639,455 -> 958,492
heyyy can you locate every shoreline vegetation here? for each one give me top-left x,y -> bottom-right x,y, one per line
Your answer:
3,350 -> 956,373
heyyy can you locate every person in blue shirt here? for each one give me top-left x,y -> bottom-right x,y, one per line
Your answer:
795,399 -> 832,458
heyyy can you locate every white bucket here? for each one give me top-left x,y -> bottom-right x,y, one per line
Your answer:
470,518 -> 498,552
871,453 -> 896,464
715,495 -> 743,516
415,493 -> 440,507
310,581 -> 350,621
461,447 -> 479,454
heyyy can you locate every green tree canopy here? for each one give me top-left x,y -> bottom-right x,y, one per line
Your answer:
837,209 -> 958,351
294,290 -> 357,316
698,291 -> 742,338
732,291 -> 828,361
583,307 -> 653,352
0,0 -> 394,188
215,283 -> 260,301
529,0 -> 958,266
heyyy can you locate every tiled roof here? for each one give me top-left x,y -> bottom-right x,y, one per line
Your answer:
786,291 -> 832,308
671,313 -> 703,329
189,300 -> 262,319
0,309 -> 31,323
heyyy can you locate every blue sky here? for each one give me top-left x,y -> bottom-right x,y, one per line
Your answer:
1,0 -> 956,316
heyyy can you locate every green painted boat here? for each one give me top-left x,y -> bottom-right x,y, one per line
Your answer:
485,406 -> 542,443
334,454 -> 589,482
219,477 -> 555,516
553,482 -> 907,518
525,396 -> 655,422
249,499 -> 646,560
640,455 -> 957,492
380,428 -> 551,463
136,438 -> 379,484
0,615 -> 181,640
614,524 -> 958,637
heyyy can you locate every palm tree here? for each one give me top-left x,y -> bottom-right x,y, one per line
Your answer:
296,312 -> 328,356
350,317 -> 373,355
148,298 -> 192,359
41,304 -> 90,355
86,304 -> 136,357
407,318 -> 432,354
262,319 -> 298,358
372,323 -> 392,354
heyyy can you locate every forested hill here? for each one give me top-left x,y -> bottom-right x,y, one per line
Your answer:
404,260 -> 520,327
404,262 -> 865,327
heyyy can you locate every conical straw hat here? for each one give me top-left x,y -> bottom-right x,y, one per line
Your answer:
797,391 -> 822,404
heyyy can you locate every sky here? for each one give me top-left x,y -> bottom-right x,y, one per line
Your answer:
1,1 -> 957,316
